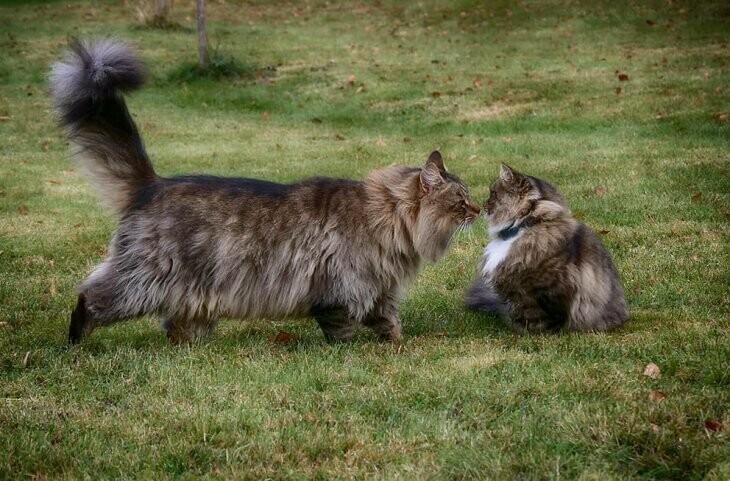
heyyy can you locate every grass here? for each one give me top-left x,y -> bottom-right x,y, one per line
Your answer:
0,0 -> 728,479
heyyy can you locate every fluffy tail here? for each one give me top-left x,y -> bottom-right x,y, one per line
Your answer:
465,278 -> 506,316
50,39 -> 156,216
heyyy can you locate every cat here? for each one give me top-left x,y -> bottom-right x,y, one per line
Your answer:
466,164 -> 628,333
50,39 -> 481,344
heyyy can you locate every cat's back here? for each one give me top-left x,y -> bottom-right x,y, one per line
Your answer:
127,174 -> 366,225
114,174 -> 370,269
564,221 -> 629,331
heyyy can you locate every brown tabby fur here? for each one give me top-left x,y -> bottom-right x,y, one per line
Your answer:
51,40 -> 481,344
466,164 -> 628,333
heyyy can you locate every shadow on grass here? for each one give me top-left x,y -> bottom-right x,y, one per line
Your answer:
164,56 -> 274,84
129,21 -> 193,34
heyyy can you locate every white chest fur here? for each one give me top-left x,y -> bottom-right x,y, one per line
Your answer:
481,232 -> 523,277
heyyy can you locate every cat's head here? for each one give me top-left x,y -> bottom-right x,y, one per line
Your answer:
484,164 -> 568,233
414,151 -> 481,261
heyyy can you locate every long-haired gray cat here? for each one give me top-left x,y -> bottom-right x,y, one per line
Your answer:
466,164 -> 628,332
51,40 -> 481,344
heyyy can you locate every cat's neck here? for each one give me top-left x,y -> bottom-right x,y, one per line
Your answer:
495,220 -> 534,240
363,167 -> 421,257
493,199 -> 573,240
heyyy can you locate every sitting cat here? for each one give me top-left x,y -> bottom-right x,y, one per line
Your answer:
51,39 -> 481,344
466,164 -> 628,332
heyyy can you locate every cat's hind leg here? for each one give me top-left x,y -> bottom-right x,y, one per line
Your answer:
161,315 -> 218,345
69,261 -> 149,344
69,293 -> 93,344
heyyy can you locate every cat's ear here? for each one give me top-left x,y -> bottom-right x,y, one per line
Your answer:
421,153 -> 444,193
499,163 -> 515,183
428,150 -> 447,172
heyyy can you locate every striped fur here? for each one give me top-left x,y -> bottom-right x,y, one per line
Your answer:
51,40 -> 481,344
466,164 -> 628,333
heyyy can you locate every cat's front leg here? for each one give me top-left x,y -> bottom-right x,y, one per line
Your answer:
310,305 -> 357,343
508,300 -> 561,334
363,295 -> 403,341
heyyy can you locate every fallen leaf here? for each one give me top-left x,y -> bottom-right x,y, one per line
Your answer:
705,419 -> 724,433
17,204 -> 29,215
714,112 -> 727,123
690,192 -> 702,203
598,229 -> 610,235
618,73 -> 630,81
271,331 -> 296,344
335,134 -> 345,141
615,87 -> 622,94
649,390 -> 666,402
594,186 -> 607,196
473,78 -> 482,88
643,362 -> 661,379
356,85 -> 365,93
0,116 -> 9,121
431,91 -> 442,98
347,74 -> 356,85
22,351 -> 31,368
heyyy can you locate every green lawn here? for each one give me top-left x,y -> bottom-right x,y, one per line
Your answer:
1,0 -> 728,479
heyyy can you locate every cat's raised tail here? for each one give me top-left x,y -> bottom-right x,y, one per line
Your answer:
50,39 -> 156,217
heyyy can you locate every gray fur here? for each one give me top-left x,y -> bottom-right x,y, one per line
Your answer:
53,40 -> 481,344
468,165 -> 629,333
50,39 -> 154,216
